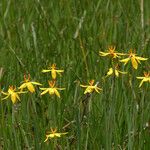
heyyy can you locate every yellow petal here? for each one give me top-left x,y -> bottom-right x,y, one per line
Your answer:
1,91 -> 9,95
19,83 -> 27,89
31,82 -> 42,85
54,89 -> 60,98
139,80 -> 144,87
41,89 -> 49,95
40,88 -> 47,90
119,57 -> 130,65
115,70 -> 119,77
48,89 -> 55,95
60,132 -> 68,135
96,87 -> 102,91
17,91 -> 27,94
116,52 -> 127,56
56,88 -> 65,90
16,94 -> 21,101
99,51 -> 109,56
56,70 -> 64,73
94,87 -> 102,93
42,69 -> 51,73
80,84 -> 88,88
118,70 -> 127,74
106,68 -> 113,76
131,57 -> 138,69
27,83 -> 35,93
136,77 -> 144,79
54,133 -> 61,137
11,93 -> 19,104
51,70 -> 56,79
2,95 -> 10,100
135,56 -> 148,61
44,137 -> 48,142
84,87 -> 93,94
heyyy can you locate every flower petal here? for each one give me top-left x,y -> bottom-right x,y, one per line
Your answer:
131,57 -> 138,69
94,87 -> 102,93
55,133 -> 61,137
54,89 -> 60,98
115,70 -> 119,77
19,83 -> 27,89
1,91 -> 9,95
42,69 -> 51,73
51,70 -> 56,79
56,70 -> 64,73
106,68 -> 113,76
135,56 -> 148,61
11,93 -> 19,104
119,58 -> 130,65
118,70 -> 127,74
41,89 -> 49,95
136,77 -> 144,79
31,82 -> 42,85
56,88 -> 65,90
99,51 -> 109,56
27,83 -> 35,93
40,88 -> 47,90
2,95 -> 10,100
80,84 -> 88,87
139,80 -> 144,87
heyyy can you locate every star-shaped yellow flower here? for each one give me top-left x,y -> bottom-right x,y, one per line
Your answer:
1,86 -> 26,104
99,46 -> 125,59
44,128 -> 68,142
19,74 -> 42,93
106,65 -> 127,77
42,64 -> 64,79
80,80 -> 102,94
40,80 -> 65,98
136,72 -> 150,87
119,49 -> 148,69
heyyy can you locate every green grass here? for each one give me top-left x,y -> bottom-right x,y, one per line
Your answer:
0,0 -> 150,149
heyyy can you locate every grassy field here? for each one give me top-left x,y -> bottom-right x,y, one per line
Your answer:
0,0 -> 150,149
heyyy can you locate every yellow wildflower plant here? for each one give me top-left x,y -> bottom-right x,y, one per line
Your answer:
136,72 -> 150,87
80,80 -> 102,94
1,86 -> 26,104
40,80 -> 65,98
119,49 -> 148,69
42,63 -> 64,79
44,128 -> 68,142
99,46 -> 125,59
19,74 -> 42,93
106,65 -> 127,77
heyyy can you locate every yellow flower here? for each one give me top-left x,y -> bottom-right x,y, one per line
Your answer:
42,64 -> 64,79
99,46 -> 125,58
106,65 -> 127,77
40,80 -> 65,98
136,72 -> 150,87
19,74 -> 42,93
119,49 -> 148,69
44,128 -> 68,142
80,80 -> 102,94
1,86 -> 26,104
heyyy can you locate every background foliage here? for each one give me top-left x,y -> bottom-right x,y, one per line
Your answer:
0,0 -> 150,149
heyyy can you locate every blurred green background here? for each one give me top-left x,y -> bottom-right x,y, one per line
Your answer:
0,0 -> 150,149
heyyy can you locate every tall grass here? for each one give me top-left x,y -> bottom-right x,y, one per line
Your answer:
0,0 -> 150,149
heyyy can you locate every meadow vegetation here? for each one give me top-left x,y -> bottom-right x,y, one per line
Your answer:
0,0 -> 150,149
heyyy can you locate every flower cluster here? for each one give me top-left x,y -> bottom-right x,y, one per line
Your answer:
0,63 -> 67,142
41,63 -> 65,98
99,47 -> 149,87
0,46 -> 149,144
44,128 -> 68,142
1,74 -> 42,104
